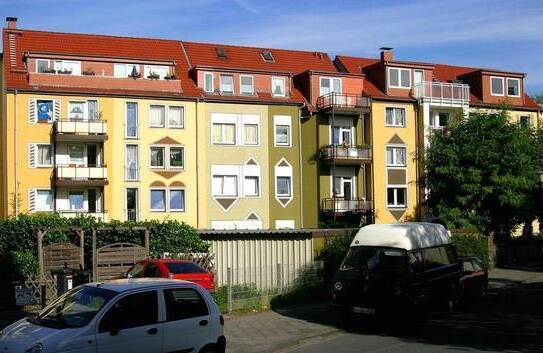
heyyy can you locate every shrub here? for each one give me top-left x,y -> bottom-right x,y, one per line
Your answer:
316,235 -> 353,284
452,233 -> 490,267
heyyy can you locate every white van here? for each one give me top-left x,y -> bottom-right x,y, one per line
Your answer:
0,278 -> 226,353
331,222 -> 460,316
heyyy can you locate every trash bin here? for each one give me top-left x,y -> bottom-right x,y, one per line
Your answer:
51,266 -> 75,297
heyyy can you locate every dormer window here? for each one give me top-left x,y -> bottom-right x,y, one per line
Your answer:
220,75 -> 234,94
490,76 -> 504,96
240,75 -> 254,95
53,60 -> 81,75
272,77 -> 286,97
319,77 -> 342,96
144,65 -> 169,80
216,47 -> 227,59
114,63 -> 140,78
262,50 -> 274,62
388,67 -> 411,89
204,72 -> 214,93
507,78 -> 520,97
36,59 -> 50,73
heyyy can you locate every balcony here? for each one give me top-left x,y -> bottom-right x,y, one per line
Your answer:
428,126 -> 449,136
317,93 -> 371,113
54,120 -> 107,141
321,198 -> 374,214
413,81 -> 470,107
56,210 -> 108,221
320,145 -> 372,165
55,165 -> 108,186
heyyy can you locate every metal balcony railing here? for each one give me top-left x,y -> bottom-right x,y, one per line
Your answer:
321,198 -> 374,213
126,209 -> 139,222
55,119 -> 107,135
320,144 -> 372,164
317,93 -> 371,110
413,81 -> 470,106
55,164 -> 108,180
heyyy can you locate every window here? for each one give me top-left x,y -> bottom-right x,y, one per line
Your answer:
491,76 -> 504,96
520,115 -> 531,129
69,191 -> 85,211
240,75 -> 254,95
275,125 -> 290,146
54,60 -> 81,75
150,189 -> 166,211
88,100 -> 99,121
150,147 -> 165,168
430,113 -> 449,128
149,105 -> 166,127
169,189 -> 185,211
164,288 -> 208,322
220,75 -> 234,94
212,175 -> 238,197
98,291 -> 158,333
36,189 -> 53,211
69,145 -> 85,164
385,107 -> 406,127
387,187 -> 407,208
414,69 -> 423,86
272,77 -> 286,97
126,188 -> 139,221
243,124 -> 259,145
333,176 -> 353,198
276,176 -> 292,197
261,50 -> 274,62
169,106 -> 184,128
423,246 -> 452,270
386,146 -> 407,166
204,72 -> 214,93
126,102 -> 138,138
68,101 -> 85,121
36,144 -> 52,167
332,126 -> 352,145
114,63 -> 139,78
36,59 -> 50,73
388,67 -> 411,89
244,176 -> 259,197
169,147 -> 184,168
212,123 -> 236,144
216,47 -> 227,58
144,65 -> 169,79
125,145 -> 139,181
319,77 -> 342,96
507,78 -> 520,97
37,100 -> 54,123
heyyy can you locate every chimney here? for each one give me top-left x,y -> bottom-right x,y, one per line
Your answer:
6,17 -> 17,29
380,47 -> 393,62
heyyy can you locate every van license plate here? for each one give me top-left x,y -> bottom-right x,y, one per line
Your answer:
353,307 -> 375,314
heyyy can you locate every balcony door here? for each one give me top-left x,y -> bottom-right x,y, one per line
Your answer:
430,112 -> 449,128
126,188 -> 139,221
320,77 -> 342,96
333,176 -> 354,200
87,145 -> 97,167
332,126 -> 353,146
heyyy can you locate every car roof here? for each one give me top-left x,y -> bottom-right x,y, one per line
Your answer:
84,278 -> 196,292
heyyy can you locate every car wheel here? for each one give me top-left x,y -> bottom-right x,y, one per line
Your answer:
199,345 -> 218,353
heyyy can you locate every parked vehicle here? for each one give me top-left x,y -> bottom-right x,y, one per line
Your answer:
331,222 -> 461,317
125,259 -> 215,291
459,256 -> 488,298
0,279 -> 226,353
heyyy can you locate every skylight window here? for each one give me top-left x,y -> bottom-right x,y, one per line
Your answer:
262,50 -> 274,62
216,47 -> 227,59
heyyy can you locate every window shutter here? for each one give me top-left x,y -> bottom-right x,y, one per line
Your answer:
28,99 -> 37,123
28,144 -> 36,168
54,99 -> 62,121
28,189 -> 36,212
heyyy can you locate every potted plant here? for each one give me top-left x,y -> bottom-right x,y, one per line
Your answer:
164,73 -> 176,80
57,68 -> 72,75
82,68 -> 95,76
43,68 -> 56,74
147,72 -> 160,80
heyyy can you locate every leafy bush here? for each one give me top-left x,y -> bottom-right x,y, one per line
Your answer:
316,235 -> 354,284
9,250 -> 39,278
452,233 -> 490,267
213,284 -> 263,313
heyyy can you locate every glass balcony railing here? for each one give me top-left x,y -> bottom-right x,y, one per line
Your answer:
413,81 -> 470,106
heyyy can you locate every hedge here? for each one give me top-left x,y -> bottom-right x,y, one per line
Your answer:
451,232 -> 490,267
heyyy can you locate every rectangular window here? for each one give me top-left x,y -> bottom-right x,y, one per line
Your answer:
276,176 -> 292,197
491,76 -> 504,96
54,60 -> 81,75
520,115 -> 531,129
114,63 -> 140,78
212,175 -> 238,197
150,189 -> 166,211
272,77 -> 286,97
168,106 -> 184,128
243,124 -> 259,145
319,77 -> 342,96
204,72 -> 214,93
507,78 -> 520,97
37,100 -> 54,123
126,188 -> 139,221
169,147 -> 184,169
169,189 -> 185,211
240,75 -> 254,95
149,105 -> 166,127
69,101 -> 86,121
69,191 -> 85,210
388,67 -> 411,89
385,107 -> 406,127
275,125 -> 290,146
414,69 -> 423,86
125,144 -> 139,181
387,187 -> 407,208
164,288 -> 208,321
150,147 -> 165,168
126,102 -> 138,138
212,123 -> 236,144
36,189 -> 53,211
244,176 -> 259,197
36,144 -> 52,167
36,59 -> 50,73
386,146 -> 407,166
144,65 -> 169,79
220,75 -> 234,94
88,100 -> 99,121
69,145 -> 85,164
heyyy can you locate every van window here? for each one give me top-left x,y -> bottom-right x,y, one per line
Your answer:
341,247 -> 408,272
423,246 -> 452,270
409,251 -> 424,273
463,261 -> 474,272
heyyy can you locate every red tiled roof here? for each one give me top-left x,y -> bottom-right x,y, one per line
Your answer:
2,28 -> 200,97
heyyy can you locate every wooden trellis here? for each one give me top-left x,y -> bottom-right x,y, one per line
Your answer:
36,227 -> 85,281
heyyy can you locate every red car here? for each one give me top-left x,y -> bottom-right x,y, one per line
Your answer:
459,256 -> 488,298
125,259 -> 215,291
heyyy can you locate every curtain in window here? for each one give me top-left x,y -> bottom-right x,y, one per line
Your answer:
223,176 -> 237,196
276,126 -> 289,144
221,76 -> 233,93
244,176 -> 259,196
88,101 -> 99,121
169,148 -> 184,168
204,74 -> 213,92
277,177 -> 291,196
386,148 -> 394,165
389,69 -> 399,87
169,107 -> 184,127
273,78 -> 284,95
400,70 -> 410,87
396,109 -> 405,125
333,177 -> 342,196
212,124 -> 222,143
223,124 -> 235,144
69,192 -> 84,210
36,190 -> 53,211
244,124 -> 258,144
150,148 -> 164,167
150,190 -> 166,210
332,78 -> 342,93
126,145 -> 138,180
241,76 -> 254,94
126,102 -> 138,137
385,108 -> 394,125
395,148 -> 406,166
69,102 -> 85,121
38,145 -> 51,165
150,106 -> 165,126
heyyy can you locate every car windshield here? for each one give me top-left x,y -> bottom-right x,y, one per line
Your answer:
341,246 -> 408,273
165,262 -> 207,274
29,285 -> 116,329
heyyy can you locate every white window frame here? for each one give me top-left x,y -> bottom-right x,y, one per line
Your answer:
387,186 -> 407,208
149,146 -> 166,169
36,143 -> 53,167
319,77 -> 342,96
274,115 -> 292,147
220,74 -> 234,94
168,106 -> 185,129
212,123 -> 237,145
203,72 -> 214,93
387,67 -> 411,89
271,76 -> 286,97
148,104 -> 166,128
149,188 -> 167,212
413,69 -> 424,86
331,125 -> 354,145
490,76 -> 505,96
125,102 -> 139,139
53,60 -> 81,75
68,144 -> 85,165
276,176 -> 292,197
169,188 -> 186,212
68,190 -> 86,211
506,78 -> 521,97
114,63 -> 140,78
36,59 -> 50,73
240,75 -> 255,95
242,123 -> 259,145
35,188 -> 54,212
519,115 -> 531,129
125,187 -> 139,221
212,175 -> 239,197
168,146 -> 185,170
243,175 -> 260,197
332,175 -> 355,198
385,107 -> 406,127
143,65 -> 169,80
125,144 -> 139,181
386,146 -> 407,167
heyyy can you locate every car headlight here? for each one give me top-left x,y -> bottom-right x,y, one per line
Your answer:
25,343 -> 43,353
334,281 -> 343,291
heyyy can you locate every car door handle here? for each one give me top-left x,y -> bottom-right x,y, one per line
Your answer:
199,320 -> 208,326
147,327 -> 158,335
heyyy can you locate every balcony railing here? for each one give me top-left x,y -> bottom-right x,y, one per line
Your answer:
55,119 -> 107,135
321,198 -> 374,213
55,164 -> 108,180
126,209 -> 139,222
320,144 -> 372,164
413,81 -> 470,106
56,210 -> 108,221
317,93 -> 371,111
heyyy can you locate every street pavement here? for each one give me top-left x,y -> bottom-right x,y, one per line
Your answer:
225,265 -> 543,353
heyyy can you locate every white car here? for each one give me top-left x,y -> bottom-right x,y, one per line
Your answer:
0,278 -> 226,353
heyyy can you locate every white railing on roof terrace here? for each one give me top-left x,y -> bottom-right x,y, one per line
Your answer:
413,81 -> 470,106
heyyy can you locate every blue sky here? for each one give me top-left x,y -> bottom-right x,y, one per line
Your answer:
2,0 -> 543,94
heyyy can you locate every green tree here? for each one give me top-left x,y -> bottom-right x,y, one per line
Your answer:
533,95 -> 543,104
424,109 -> 541,237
